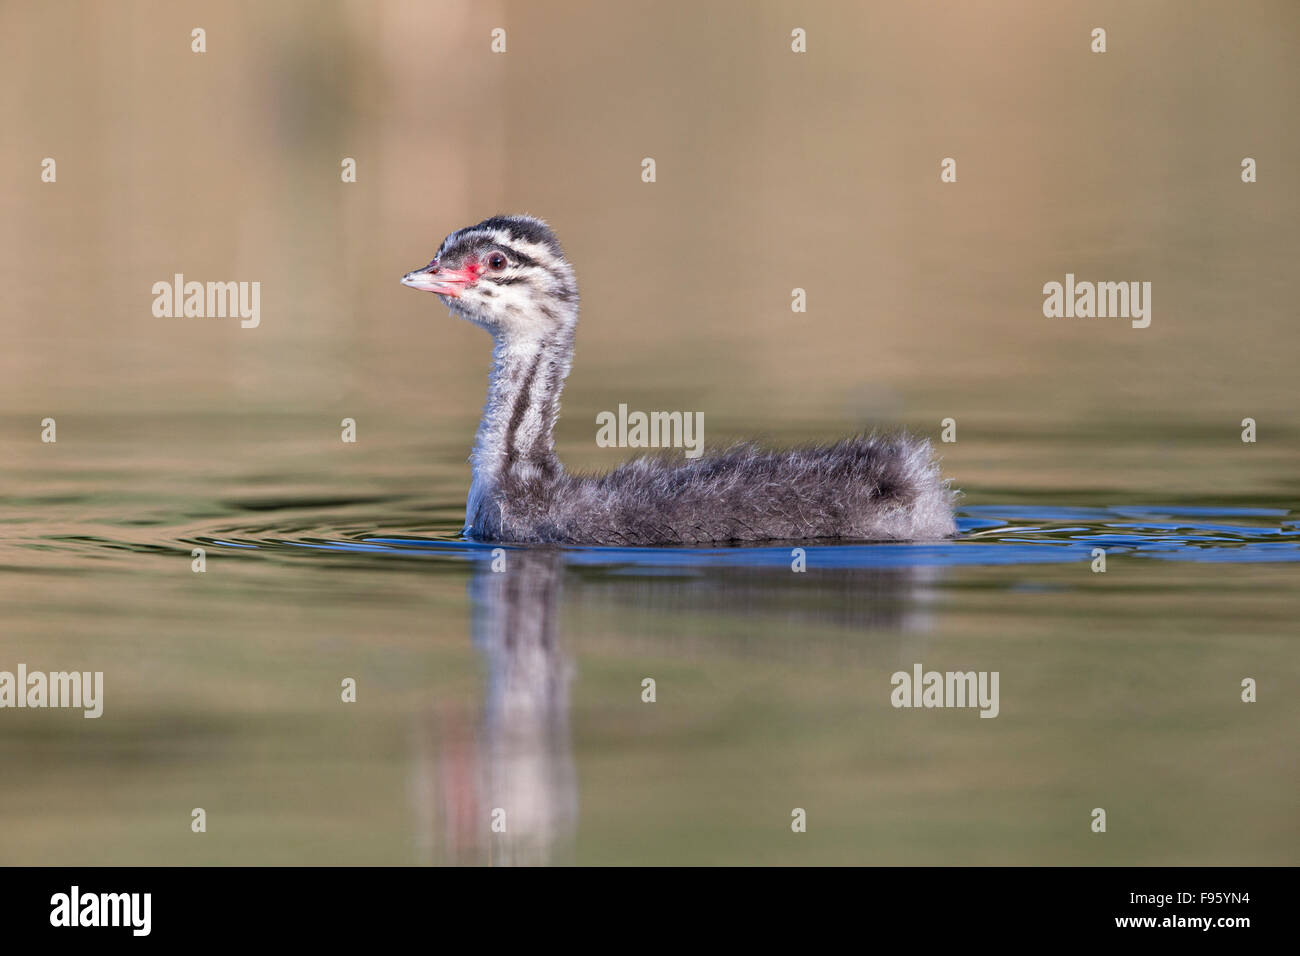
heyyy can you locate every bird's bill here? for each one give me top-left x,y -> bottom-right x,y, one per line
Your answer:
401,262 -> 475,297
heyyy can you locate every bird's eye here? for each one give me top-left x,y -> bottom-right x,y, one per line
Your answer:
487,252 -> 508,271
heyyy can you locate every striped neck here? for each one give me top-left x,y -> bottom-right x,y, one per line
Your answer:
465,326 -> 573,534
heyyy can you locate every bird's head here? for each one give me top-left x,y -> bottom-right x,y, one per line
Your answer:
402,215 -> 578,339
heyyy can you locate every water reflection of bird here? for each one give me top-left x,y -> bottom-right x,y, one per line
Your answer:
413,552 -> 576,867
402,215 -> 957,545
471,552 -> 576,866
409,551 -> 942,865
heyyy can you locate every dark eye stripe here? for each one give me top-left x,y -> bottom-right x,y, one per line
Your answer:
442,231 -> 573,287
495,246 -> 539,269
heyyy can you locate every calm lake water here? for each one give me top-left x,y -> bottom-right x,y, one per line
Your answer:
3,416 -> 1296,865
2,0 -> 1297,865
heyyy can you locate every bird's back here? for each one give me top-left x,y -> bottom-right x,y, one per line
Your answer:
493,433 -> 956,546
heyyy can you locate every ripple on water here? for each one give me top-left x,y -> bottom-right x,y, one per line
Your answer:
175,504 -> 1300,570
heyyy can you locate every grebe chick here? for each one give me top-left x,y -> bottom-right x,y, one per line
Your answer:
402,215 -> 957,545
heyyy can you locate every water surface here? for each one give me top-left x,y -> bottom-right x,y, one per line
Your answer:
3,417 -> 1296,865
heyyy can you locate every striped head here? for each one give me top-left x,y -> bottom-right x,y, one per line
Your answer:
401,215 -> 578,339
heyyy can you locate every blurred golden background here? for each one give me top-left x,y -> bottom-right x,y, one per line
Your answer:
3,2 -> 1297,465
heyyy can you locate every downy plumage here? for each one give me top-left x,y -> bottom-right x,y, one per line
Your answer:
402,215 -> 957,545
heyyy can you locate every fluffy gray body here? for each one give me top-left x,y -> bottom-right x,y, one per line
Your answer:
486,436 -> 954,545
402,215 -> 957,546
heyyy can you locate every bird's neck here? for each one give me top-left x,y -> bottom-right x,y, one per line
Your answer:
465,327 -> 573,534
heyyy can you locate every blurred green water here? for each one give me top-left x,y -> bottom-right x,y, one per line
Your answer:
0,412 -> 1296,865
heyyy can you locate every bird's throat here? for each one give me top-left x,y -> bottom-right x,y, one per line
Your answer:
465,329 -> 573,536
